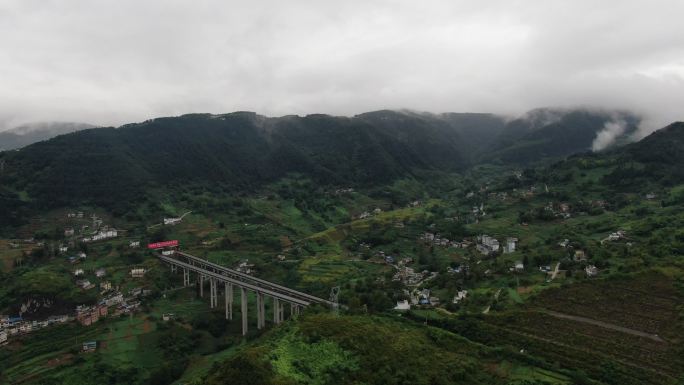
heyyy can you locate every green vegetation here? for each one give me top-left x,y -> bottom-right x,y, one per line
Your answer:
0,112 -> 682,384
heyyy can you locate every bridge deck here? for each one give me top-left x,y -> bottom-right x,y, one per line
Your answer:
172,251 -> 334,306
159,255 -> 312,306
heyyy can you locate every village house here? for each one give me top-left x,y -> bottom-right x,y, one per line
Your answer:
573,250 -> 587,262
513,261 -> 525,272
645,192 -> 657,200
76,279 -> 94,290
103,293 -> 123,306
73,268 -> 84,276
503,237 -> 518,253
236,260 -> 255,274
393,300 -> 411,311
76,305 -> 108,326
99,280 -> 112,291
477,234 -> 500,255
162,313 -> 175,321
276,254 -> 286,261
558,239 -> 570,248
161,249 -> 174,256
418,289 -> 431,305
64,228 -> 75,237
95,268 -> 106,278
82,341 -> 97,353
59,246 -> 68,253
130,268 -> 146,278
452,290 -> 468,304
164,217 -> 182,225
78,252 -> 87,260
0,330 -> 7,345
129,241 -> 140,248
585,265 -> 599,277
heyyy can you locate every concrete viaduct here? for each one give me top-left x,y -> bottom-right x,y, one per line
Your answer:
159,251 -> 335,335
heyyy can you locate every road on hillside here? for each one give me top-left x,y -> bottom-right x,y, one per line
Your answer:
545,310 -> 665,342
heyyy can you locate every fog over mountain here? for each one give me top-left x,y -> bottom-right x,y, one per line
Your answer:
1,0 -> 683,135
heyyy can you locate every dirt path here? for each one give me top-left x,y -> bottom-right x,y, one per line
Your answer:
550,262 -> 560,280
544,310 -> 665,342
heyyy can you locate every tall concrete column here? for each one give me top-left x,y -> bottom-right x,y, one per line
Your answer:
278,301 -> 284,323
273,298 -> 279,324
256,292 -> 265,329
199,275 -> 204,297
210,279 -> 216,308
225,283 -> 233,320
241,287 -> 248,336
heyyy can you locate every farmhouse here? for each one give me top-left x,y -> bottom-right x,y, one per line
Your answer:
504,237 -> 518,253
573,250 -> 587,262
477,234 -> 500,255
452,290 -> 468,304
82,341 -> 97,352
585,265 -> 599,277
164,217 -> 182,225
393,300 -> 411,311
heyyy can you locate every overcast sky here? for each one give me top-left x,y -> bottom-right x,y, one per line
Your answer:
1,0 -> 683,133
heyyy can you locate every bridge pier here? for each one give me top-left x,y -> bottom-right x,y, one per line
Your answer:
273,298 -> 284,324
225,282 -> 233,320
183,268 -> 190,286
199,275 -> 204,298
256,292 -> 265,329
290,303 -> 301,317
209,278 -> 216,308
241,287 -> 248,336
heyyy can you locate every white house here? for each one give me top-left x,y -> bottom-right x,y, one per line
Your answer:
394,300 -> 411,311
164,217 -> 182,225
514,261 -> 525,272
585,265 -> 599,277
504,237 -> 518,253
452,290 -> 468,304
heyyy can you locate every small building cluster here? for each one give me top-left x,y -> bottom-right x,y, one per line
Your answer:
0,314 -> 70,341
82,227 -> 118,243
75,304 -> 109,326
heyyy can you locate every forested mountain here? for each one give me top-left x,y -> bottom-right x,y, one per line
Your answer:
0,122 -> 95,151
0,109 -> 644,223
484,109 -> 640,163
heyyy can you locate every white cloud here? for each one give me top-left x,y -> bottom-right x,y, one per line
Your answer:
0,0 -> 683,132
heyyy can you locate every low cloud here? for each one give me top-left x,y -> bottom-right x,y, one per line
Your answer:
592,120 -> 628,152
1,1 -> 683,132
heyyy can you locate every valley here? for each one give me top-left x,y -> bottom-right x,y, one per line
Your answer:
0,113 -> 682,385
